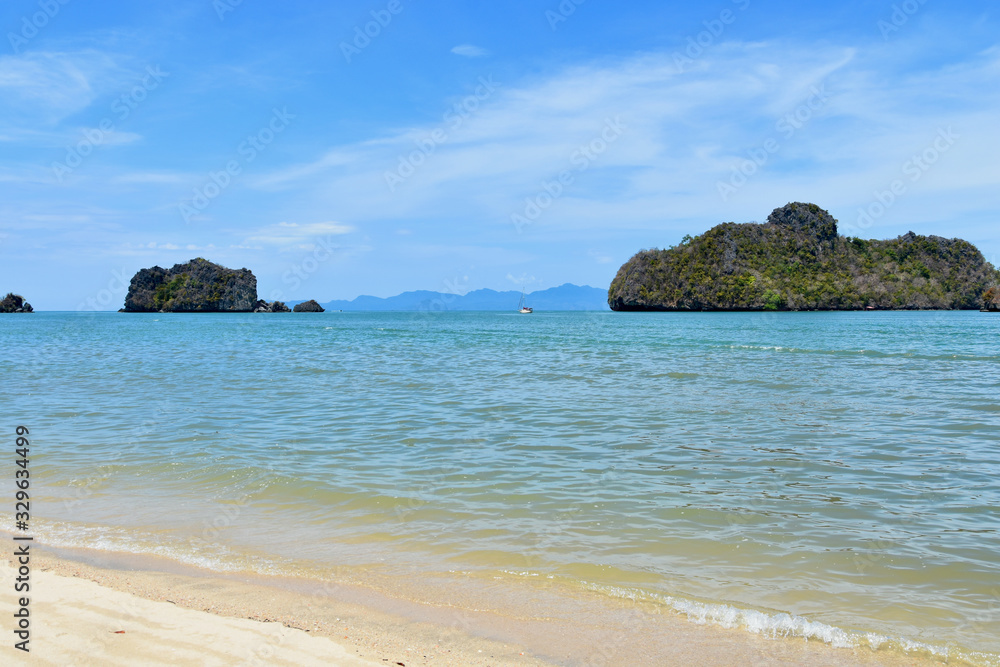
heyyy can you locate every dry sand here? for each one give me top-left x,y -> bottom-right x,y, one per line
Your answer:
0,560 -> 378,666
1,550 -> 553,667
1,547 -> 948,666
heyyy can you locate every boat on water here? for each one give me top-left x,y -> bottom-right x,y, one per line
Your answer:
518,288 -> 533,314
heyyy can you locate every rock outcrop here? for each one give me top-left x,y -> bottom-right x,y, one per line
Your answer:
122,258 -> 257,312
984,287 -> 1000,312
765,202 -> 838,242
253,299 -> 291,313
0,293 -> 33,313
293,299 -> 325,312
609,203 -> 1000,311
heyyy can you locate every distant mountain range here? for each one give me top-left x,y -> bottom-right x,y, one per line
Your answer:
288,283 -> 609,311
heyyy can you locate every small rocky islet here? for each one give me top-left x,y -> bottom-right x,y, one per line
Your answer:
0,293 -> 33,313
120,258 -> 320,313
608,202 -> 1000,312
253,299 -> 290,313
292,299 -> 325,312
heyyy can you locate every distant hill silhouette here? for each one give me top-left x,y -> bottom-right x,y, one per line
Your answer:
287,284 -> 609,311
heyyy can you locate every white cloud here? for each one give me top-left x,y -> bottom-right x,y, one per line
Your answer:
451,44 -> 489,58
253,41 -> 1000,242
505,273 -> 536,286
73,128 -> 142,146
244,221 -> 354,248
588,250 -> 613,264
0,51 -> 124,125
119,242 -> 217,252
113,171 -> 186,184
23,214 -> 92,223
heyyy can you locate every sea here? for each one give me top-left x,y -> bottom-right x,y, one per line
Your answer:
3,310 -> 999,664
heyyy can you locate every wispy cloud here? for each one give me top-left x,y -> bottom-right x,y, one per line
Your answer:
112,171 -> 187,184
244,221 -> 354,249
23,214 -> 92,223
451,44 -> 489,58
117,242 -> 219,254
0,51 -> 125,126
253,40 -> 1000,240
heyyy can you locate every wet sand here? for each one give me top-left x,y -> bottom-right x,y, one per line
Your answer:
1,545 -> 948,666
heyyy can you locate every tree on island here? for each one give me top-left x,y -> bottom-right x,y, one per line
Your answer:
0,293 -> 33,313
984,286 -> 1000,312
609,203 -> 1000,311
122,258 -> 257,312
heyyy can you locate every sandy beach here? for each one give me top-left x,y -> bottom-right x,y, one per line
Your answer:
5,0 -> 999,660
1,545 -> 950,667
0,562 -> 379,667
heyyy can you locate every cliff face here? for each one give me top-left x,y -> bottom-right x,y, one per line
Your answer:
609,203 -> 1000,311
984,287 -> 1000,312
0,293 -> 33,313
122,258 -> 257,312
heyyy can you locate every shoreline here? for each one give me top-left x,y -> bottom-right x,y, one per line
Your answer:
2,542 -> 955,666
2,546 -> 550,667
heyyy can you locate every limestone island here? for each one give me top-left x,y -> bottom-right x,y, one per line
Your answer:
122,258 -> 258,312
293,299 -> 325,312
1,293 -> 33,313
608,203 -> 1000,311
121,259 -> 323,313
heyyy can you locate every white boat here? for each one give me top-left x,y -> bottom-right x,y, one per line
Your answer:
518,288 -> 533,314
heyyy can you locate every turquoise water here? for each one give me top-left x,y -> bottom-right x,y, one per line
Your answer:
3,311 -> 999,663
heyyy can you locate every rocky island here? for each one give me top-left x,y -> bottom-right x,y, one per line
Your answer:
0,293 -> 33,313
609,203 -> 1000,311
122,258 -> 257,312
253,299 -> 291,313
292,299 -> 325,312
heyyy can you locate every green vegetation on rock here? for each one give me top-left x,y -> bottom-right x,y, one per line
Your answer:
123,258 -> 257,312
609,203 -> 1000,311
0,293 -> 33,313
984,286 -> 1000,312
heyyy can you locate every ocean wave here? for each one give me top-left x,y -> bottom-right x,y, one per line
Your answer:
3,519 -> 286,577
725,344 -> 999,361
584,582 -> 999,667
8,516 -> 1000,667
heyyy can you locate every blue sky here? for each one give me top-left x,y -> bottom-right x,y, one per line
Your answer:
1,0 -> 998,309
